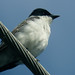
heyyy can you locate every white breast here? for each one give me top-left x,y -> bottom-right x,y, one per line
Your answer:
14,16 -> 52,57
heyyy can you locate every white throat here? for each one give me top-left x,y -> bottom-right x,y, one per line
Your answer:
39,16 -> 53,25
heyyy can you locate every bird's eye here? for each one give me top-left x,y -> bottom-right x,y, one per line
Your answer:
43,12 -> 45,15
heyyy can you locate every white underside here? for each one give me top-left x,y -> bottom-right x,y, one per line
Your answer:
14,16 -> 52,57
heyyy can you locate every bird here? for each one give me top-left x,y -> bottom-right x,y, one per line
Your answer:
0,8 -> 59,72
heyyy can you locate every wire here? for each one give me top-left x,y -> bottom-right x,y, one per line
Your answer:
0,22 -> 50,75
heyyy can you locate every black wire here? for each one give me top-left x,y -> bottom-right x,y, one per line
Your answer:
0,22 -> 50,75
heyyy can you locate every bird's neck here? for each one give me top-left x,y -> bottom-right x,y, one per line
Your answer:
39,16 -> 53,25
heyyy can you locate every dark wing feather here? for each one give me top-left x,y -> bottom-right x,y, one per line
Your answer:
0,42 -> 20,72
0,60 -> 19,72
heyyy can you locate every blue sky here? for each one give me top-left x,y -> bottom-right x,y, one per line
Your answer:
0,0 -> 75,75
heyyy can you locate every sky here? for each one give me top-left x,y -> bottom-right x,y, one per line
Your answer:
0,0 -> 75,75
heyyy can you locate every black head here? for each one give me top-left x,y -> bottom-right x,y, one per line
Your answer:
29,8 -> 60,19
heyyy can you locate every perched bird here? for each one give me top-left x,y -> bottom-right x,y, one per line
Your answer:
0,8 -> 59,72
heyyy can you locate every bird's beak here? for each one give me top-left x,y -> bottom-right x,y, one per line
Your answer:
51,15 -> 60,19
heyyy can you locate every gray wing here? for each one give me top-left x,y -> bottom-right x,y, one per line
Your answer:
0,21 -> 27,72
12,16 -> 39,34
0,16 -> 40,72
12,20 -> 27,34
0,19 -> 28,72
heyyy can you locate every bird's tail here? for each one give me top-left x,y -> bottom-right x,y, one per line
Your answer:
0,42 -> 20,72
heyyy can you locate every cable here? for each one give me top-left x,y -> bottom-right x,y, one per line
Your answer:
0,22 -> 50,75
